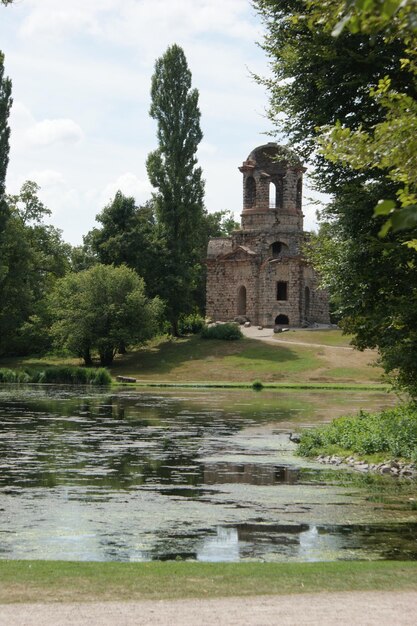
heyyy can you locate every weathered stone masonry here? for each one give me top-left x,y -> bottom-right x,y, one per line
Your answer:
206,143 -> 330,327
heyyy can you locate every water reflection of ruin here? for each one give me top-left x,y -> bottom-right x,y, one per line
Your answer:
203,462 -> 299,485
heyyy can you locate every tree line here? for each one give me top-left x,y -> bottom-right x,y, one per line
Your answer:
0,44 -> 237,365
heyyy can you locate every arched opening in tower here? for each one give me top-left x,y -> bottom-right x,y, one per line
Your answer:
245,176 -> 256,208
237,285 -> 247,316
275,314 -> 289,325
269,182 -> 277,208
270,241 -> 288,257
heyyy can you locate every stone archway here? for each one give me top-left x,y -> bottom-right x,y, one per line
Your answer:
275,314 -> 289,325
237,286 -> 247,316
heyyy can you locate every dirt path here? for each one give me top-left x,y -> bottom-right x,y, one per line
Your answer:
1,591 -> 416,625
241,325 -> 353,349
241,325 -> 379,383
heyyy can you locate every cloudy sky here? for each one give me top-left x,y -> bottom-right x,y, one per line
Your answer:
0,0 -> 320,245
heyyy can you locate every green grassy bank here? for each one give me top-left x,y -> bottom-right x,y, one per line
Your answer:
0,331 -> 384,387
1,561 -> 417,603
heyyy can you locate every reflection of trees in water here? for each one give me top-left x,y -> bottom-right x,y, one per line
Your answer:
0,390 -> 220,489
203,462 -> 299,486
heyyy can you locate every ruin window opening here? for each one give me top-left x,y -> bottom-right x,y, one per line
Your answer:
276,281 -> 288,301
246,176 -> 256,208
269,182 -> 277,208
237,285 -> 247,316
271,241 -> 282,256
275,314 -> 289,325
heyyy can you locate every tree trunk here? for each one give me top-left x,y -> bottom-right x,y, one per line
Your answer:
83,348 -> 93,366
99,348 -> 115,366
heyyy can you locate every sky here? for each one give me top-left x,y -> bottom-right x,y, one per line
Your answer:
0,0 -> 321,246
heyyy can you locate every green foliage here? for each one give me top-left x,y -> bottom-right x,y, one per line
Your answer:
146,44 -> 205,334
202,210 -> 239,238
0,366 -> 111,385
85,193 -> 163,295
252,379 -> 264,390
0,181 -> 71,356
0,368 -> 30,383
302,1 -> 417,237
50,264 -> 163,366
200,323 -> 243,340
0,51 -> 11,213
178,312 -> 206,335
298,403 -> 417,461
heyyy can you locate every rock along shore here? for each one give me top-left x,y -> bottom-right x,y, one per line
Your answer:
316,454 -> 417,478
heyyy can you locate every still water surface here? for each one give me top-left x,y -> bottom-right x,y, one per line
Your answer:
0,385 -> 415,562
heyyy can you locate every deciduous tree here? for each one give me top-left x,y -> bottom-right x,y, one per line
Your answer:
50,264 -> 163,366
0,182 -> 70,355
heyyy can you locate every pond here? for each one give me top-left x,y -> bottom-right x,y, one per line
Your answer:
0,384 -> 415,563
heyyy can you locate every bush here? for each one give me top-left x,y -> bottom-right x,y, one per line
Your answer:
90,368 -> 112,385
200,323 -> 243,340
178,312 -> 206,335
0,366 -> 111,386
298,403 -> 417,461
0,368 -> 30,383
252,380 -> 264,390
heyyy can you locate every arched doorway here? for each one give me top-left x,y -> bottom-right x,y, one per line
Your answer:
275,314 -> 289,325
237,286 -> 247,316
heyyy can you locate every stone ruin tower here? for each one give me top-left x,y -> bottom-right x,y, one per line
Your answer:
205,143 -> 330,327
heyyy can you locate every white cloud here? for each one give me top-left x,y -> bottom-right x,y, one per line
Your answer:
198,142 -> 217,156
26,118 -> 83,147
20,0 -> 119,40
27,169 -> 67,187
19,0 -> 258,48
100,172 -> 152,207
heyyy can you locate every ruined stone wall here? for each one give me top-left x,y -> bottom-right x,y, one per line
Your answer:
257,258 -> 303,327
240,211 -> 303,238
206,257 -> 260,322
302,266 -> 330,324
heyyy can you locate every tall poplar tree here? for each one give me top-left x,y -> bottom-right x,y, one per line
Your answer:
146,44 -> 205,335
0,51 -> 12,231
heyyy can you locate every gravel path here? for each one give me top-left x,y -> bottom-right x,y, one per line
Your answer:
240,325 -> 353,349
1,592 -> 416,625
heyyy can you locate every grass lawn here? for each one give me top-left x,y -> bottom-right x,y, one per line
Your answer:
0,560 -> 417,603
274,329 -> 353,347
108,334 -> 382,385
0,332 -> 384,386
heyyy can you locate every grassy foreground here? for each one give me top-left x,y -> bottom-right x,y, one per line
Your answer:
1,561 -> 417,604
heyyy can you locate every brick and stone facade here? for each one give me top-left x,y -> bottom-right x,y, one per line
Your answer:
206,143 -> 330,327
